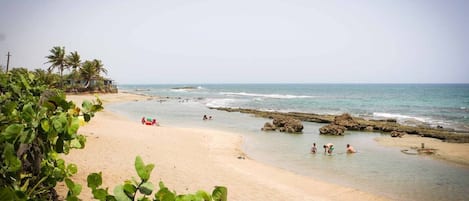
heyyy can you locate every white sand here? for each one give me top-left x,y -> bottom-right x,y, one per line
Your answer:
58,93 -> 392,200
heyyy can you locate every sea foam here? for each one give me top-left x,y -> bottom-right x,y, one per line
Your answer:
219,92 -> 313,99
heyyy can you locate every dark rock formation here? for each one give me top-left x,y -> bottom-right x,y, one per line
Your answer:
262,122 -> 276,131
262,116 -> 303,133
391,131 -> 407,138
332,113 -> 360,130
210,107 -> 469,143
319,124 -> 346,135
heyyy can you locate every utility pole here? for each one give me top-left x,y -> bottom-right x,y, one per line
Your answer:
6,51 -> 11,72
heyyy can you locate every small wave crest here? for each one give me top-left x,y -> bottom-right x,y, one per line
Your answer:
205,98 -> 244,108
219,92 -> 313,99
373,112 -> 427,123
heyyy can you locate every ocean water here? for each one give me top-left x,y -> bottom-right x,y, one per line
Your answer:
108,84 -> 469,201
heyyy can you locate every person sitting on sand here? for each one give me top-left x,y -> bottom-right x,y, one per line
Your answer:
311,143 -> 317,153
346,144 -> 356,153
203,115 -> 208,120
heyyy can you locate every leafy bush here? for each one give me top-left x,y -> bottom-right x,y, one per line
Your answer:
1,68 -> 227,201
0,69 -> 103,200
87,156 -> 227,201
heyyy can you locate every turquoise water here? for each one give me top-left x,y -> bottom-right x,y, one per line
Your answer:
109,84 -> 469,201
122,84 -> 469,131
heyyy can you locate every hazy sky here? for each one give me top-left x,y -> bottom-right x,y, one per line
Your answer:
1,0 -> 468,84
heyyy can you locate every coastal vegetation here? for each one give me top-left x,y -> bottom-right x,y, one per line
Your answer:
44,46 -> 117,93
0,48 -> 226,200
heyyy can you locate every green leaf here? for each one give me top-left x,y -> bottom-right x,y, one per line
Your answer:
122,183 -> 136,198
0,187 -> 18,201
139,181 -> 154,196
65,178 -> 82,196
135,156 -> 154,181
41,119 -> 50,132
195,190 -> 211,201
66,196 -> 80,201
212,186 -> 227,201
2,124 -> 24,140
82,100 -> 92,111
19,130 -> 36,144
155,186 -> 176,201
68,117 -> 80,135
92,188 -> 109,201
67,163 -> 78,175
21,103 -> 35,122
87,172 -> 103,189
56,137 -> 64,153
52,116 -> 65,133
113,185 -> 132,201
3,143 -> 22,172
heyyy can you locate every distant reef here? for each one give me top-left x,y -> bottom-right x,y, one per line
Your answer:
209,107 -> 469,143
172,86 -> 198,90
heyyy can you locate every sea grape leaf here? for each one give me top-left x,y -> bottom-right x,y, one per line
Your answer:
68,117 -> 80,135
82,100 -> 92,112
135,156 -> 154,181
87,172 -> 103,189
92,188 -> 109,201
0,187 -> 18,201
56,137 -> 64,153
21,103 -> 35,122
3,124 -> 24,140
19,130 -> 35,144
139,181 -> 154,196
113,185 -> 132,201
212,186 -> 227,201
195,190 -> 211,201
155,186 -> 176,201
67,163 -> 78,175
122,182 -> 136,198
65,178 -> 82,196
4,143 -> 21,172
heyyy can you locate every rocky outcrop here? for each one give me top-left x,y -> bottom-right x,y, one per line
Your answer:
333,113 -> 361,130
319,124 -> 346,135
210,107 -> 469,143
262,116 -> 303,133
391,131 -> 407,138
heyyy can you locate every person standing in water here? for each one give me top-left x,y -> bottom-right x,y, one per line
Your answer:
311,143 -> 317,153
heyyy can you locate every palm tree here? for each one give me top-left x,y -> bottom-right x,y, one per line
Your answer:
45,46 -> 67,88
80,60 -> 97,90
66,51 -> 81,88
66,51 -> 81,71
92,59 -> 108,76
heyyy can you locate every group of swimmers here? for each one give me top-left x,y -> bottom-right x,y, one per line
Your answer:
203,115 -> 213,120
310,143 -> 356,154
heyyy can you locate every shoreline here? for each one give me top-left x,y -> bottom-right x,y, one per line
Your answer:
375,135 -> 469,167
58,92 -> 391,200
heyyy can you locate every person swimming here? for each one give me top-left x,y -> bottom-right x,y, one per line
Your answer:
346,144 -> 356,153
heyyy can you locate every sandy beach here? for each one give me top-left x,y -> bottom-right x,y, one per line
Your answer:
57,92 -> 469,200
375,135 -> 469,167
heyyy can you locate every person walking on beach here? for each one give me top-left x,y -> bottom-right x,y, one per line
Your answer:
311,143 -> 317,153
346,144 -> 356,153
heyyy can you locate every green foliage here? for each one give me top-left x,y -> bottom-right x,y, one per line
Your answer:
0,69 -> 103,200
88,156 -> 228,201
